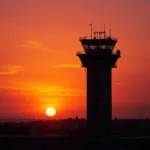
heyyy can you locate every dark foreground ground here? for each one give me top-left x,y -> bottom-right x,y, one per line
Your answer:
1,135 -> 150,150
1,119 -> 150,150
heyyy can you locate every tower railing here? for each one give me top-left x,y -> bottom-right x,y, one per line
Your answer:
80,36 -> 117,41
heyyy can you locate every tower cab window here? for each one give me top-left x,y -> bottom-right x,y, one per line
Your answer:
89,45 -> 97,50
83,44 -> 89,50
99,45 -> 107,49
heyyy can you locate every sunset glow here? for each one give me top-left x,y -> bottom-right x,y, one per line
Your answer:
0,0 -> 150,119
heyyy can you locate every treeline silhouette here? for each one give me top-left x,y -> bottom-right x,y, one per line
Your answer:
1,118 -> 150,137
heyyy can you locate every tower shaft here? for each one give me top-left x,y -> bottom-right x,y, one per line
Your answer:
87,66 -> 112,139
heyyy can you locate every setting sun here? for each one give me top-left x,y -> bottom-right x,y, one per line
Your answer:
45,107 -> 56,117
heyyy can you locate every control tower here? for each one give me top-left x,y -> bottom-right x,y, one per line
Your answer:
76,26 -> 121,140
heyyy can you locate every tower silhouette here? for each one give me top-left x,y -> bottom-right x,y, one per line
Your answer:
76,25 -> 121,140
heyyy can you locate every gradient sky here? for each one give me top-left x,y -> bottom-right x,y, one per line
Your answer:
0,0 -> 150,119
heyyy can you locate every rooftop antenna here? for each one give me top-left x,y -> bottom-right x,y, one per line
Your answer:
104,24 -> 106,39
109,24 -> 111,38
89,24 -> 92,39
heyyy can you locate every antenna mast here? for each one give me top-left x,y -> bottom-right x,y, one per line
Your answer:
104,24 -> 106,39
109,24 -> 111,38
89,24 -> 92,39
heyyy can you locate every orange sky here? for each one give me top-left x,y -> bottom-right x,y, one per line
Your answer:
0,0 -> 150,119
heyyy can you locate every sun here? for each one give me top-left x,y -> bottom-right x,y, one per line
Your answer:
45,107 -> 56,117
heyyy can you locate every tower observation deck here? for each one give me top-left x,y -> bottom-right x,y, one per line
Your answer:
76,28 -> 121,140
